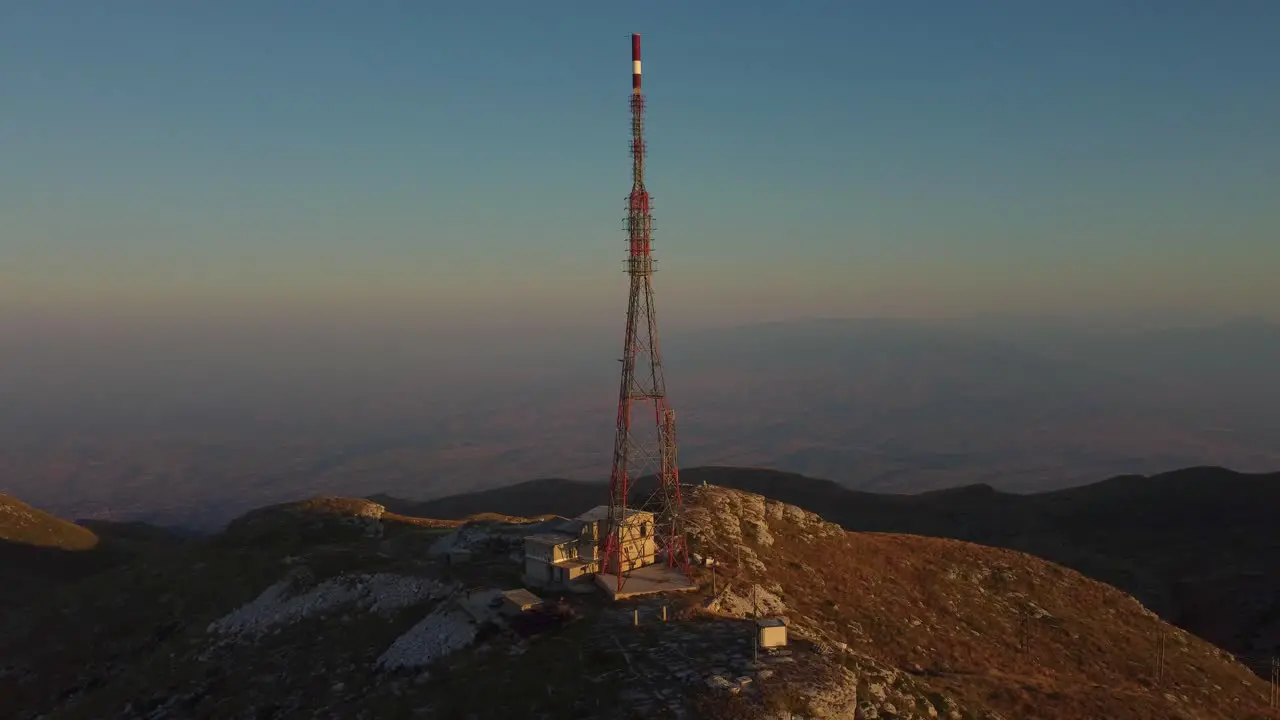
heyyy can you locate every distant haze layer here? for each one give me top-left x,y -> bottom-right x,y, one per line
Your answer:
1,315 -> 1277,530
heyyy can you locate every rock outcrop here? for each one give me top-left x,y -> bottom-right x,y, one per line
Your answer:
681,485 -> 1277,720
208,571 -> 456,639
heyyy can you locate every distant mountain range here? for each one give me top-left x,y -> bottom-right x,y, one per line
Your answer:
372,464 -> 1280,666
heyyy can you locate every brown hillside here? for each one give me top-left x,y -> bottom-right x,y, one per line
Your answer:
2,486 -> 1275,719
0,497 -> 125,617
0,494 -> 98,550
683,485 -> 1278,719
380,465 -> 1280,665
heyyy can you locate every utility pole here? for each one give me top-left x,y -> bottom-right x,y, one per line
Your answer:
1270,656 -> 1278,710
1018,613 -> 1033,656
1155,630 -> 1167,686
753,584 -> 760,665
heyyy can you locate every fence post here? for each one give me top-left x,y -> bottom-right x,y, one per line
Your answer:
1264,653 -> 1274,707
753,622 -> 758,665
1154,630 -> 1166,686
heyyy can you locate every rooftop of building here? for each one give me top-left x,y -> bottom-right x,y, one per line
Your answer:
545,517 -> 587,535
523,532 -> 578,546
500,589 -> 543,607
575,505 -> 652,523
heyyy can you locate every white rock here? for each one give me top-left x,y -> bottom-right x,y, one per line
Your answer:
744,518 -> 775,547
705,583 -> 787,618
377,607 -> 477,671
208,573 -> 456,637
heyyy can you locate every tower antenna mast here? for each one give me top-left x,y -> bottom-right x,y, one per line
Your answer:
601,33 -> 690,594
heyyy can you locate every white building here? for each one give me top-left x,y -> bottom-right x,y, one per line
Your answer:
757,618 -> 788,648
522,505 -> 656,590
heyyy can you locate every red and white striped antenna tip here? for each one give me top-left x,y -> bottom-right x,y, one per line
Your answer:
631,33 -> 642,92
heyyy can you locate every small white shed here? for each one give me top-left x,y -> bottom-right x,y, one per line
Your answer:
500,589 -> 544,616
757,617 -> 788,648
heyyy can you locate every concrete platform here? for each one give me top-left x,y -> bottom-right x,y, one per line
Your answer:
456,588 -> 505,624
595,563 -> 698,600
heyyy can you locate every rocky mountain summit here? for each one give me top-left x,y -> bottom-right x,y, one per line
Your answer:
1,486 -> 1276,719
378,465 -> 1280,669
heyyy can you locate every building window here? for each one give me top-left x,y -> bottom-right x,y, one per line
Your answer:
640,522 -> 650,537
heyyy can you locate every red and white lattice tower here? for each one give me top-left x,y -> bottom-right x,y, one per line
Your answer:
600,33 -> 690,594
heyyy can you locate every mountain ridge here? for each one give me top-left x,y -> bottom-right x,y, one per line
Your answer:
372,465 -> 1280,668
2,482 -> 1277,719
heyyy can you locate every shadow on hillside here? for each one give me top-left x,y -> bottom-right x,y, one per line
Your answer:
0,521 -> 191,602
0,538 -> 113,589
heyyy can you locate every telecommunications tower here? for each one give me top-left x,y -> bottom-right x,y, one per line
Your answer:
600,33 -> 690,593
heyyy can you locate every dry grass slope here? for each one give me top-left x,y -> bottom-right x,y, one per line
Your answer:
0,494 -> 98,550
683,485 -> 1279,720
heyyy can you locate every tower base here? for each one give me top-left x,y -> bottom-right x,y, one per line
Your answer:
594,563 -> 697,601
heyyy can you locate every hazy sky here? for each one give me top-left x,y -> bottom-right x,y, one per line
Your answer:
4,1 -> 1278,330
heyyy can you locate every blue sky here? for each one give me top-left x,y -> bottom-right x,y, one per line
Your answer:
3,0 -> 1277,330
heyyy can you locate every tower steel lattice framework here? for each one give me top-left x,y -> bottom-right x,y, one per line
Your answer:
600,33 -> 690,594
